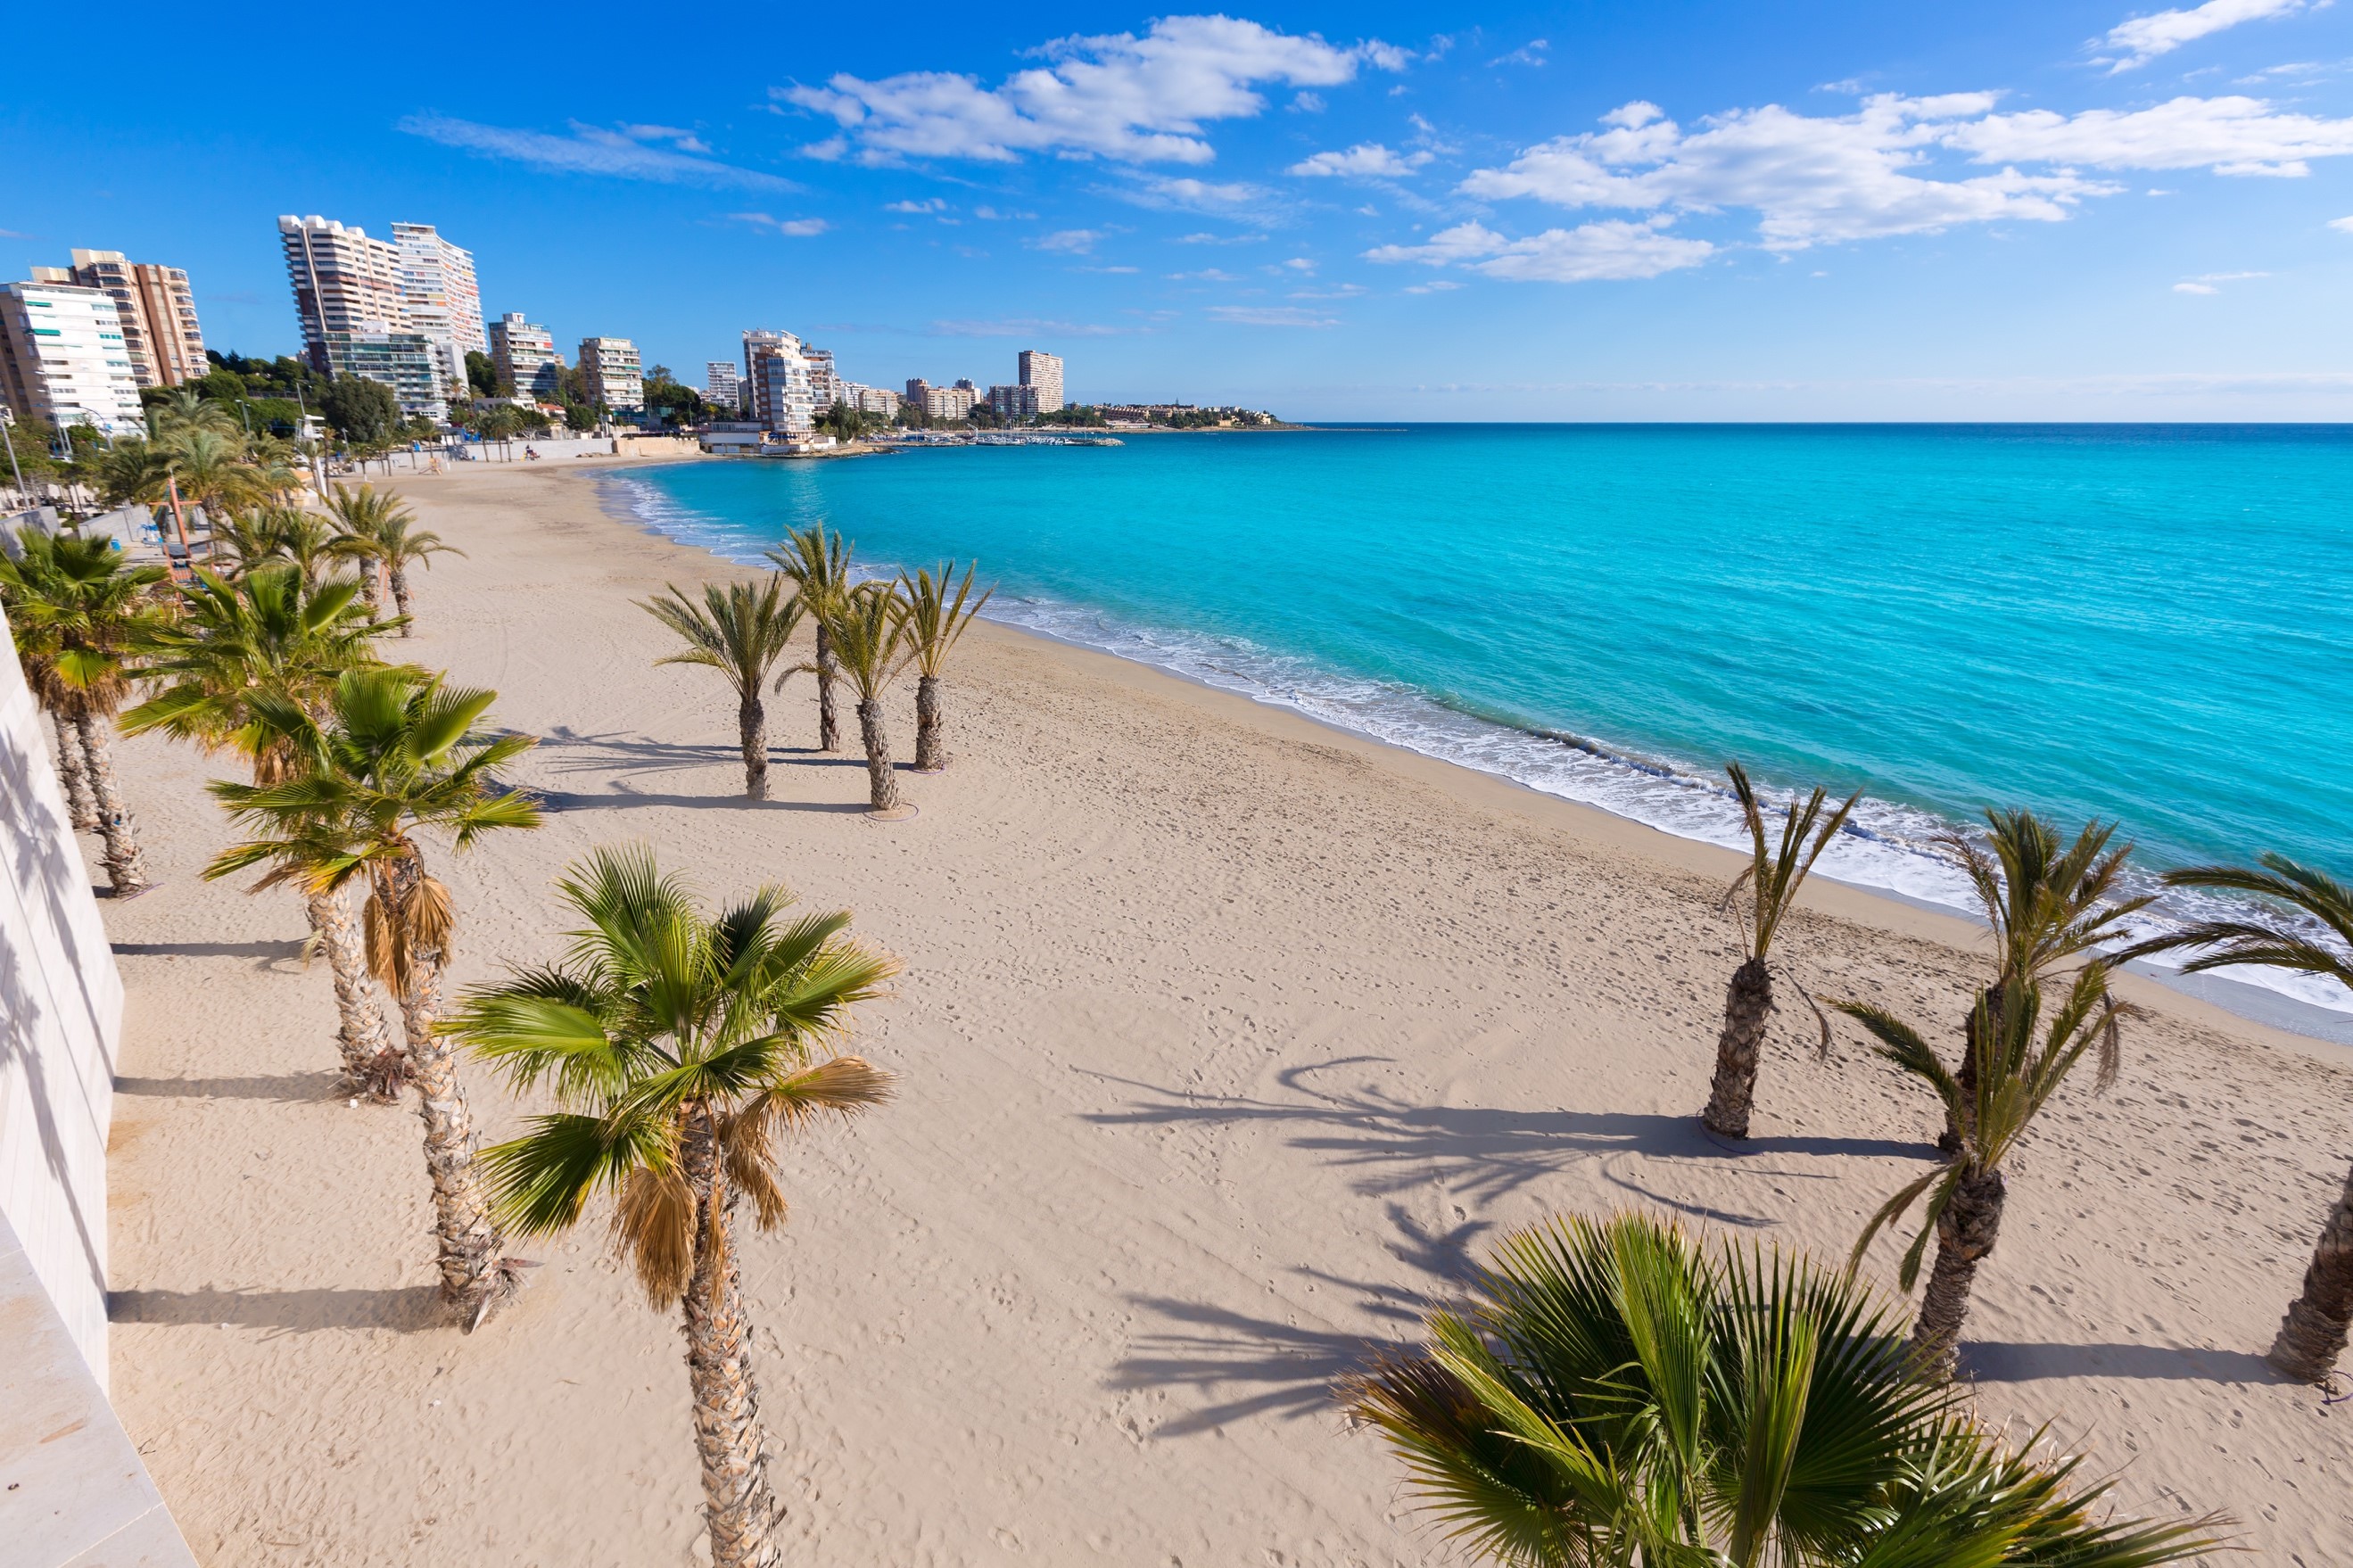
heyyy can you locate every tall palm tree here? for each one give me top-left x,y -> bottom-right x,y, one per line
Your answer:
321,484 -> 459,633
764,525 -> 852,752
0,554 -> 103,831
95,439 -> 171,512
452,846 -> 896,1568
1837,965 -> 2134,1379
896,562 -> 992,772
161,426 -> 272,542
150,387 -> 240,438
207,668 -> 541,1320
820,583 -> 912,813
1700,762 -> 1859,1139
2134,854 -> 2353,1383
1936,811 -> 2151,1148
126,564 -> 406,1093
640,575 -> 805,799
1345,1209 -> 2222,1566
0,530 -> 167,894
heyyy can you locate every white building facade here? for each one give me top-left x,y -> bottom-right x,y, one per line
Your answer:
1018,348 -> 1064,413
390,222 -> 486,396
278,215 -> 405,375
705,359 -> 741,410
743,329 -> 814,435
490,312 -> 562,399
0,281 -> 147,433
56,251 -> 205,389
578,336 -> 643,412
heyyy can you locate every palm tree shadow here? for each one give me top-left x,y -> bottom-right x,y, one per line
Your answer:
1961,1341 -> 2283,1385
536,788 -> 866,815
113,937 -> 307,967
1084,1057 -> 1936,1207
114,1070 -> 345,1102
108,1284 -> 445,1335
1110,1204 -> 1483,1436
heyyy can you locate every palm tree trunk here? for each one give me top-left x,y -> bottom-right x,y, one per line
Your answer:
73,714 -> 150,895
814,623 -> 841,752
682,1112 -> 784,1568
389,563 -> 413,634
1700,956 -> 1772,1139
51,711 -> 99,830
1909,1164 -> 2006,1380
356,563 -> 383,615
2268,1159 -> 2353,1382
1939,984 -> 2000,1156
913,674 -> 945,772
739,692 -> 769,800
856,697 -> 899,812
306,887 -> 404,1099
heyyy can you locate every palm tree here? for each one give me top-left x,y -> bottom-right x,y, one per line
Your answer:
896,562 -> 992,772
764,525 -> 852,752
322,483 -> 459,632
207,668 -> 541,1320
161,426 -> 272,547
150,387 -> 240,439
820,583 -> 912,813
1837,965 -> 2134,1379
1700,763 -> 1859,1139
0,549 -> 103,831
2133,855 -> 2353,1383
640,575 -> 805,799
0,530 -> 166,894
452,846 -> 895,1568
126,564 -> 407,1093
1344,1209 -> 2222,1566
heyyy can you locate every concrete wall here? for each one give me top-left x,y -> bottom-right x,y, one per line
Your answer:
0,597 -> 124,1387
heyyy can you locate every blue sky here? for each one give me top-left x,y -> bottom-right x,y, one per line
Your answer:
8,2 -> 2351,418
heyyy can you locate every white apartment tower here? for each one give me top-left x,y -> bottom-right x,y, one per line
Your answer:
390,222 -> 486,393
802,345 -> 839,412
278,215 -> 405,373
490,313 -> 561,398
705,359 -> 741,410
56,251 -> 205,388
742,329 -> 813,435
0,279 -> 148,433
578,336 -> 643,412
1018,348 -> 1064,413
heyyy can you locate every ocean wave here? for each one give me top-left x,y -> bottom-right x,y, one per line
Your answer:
600,473 -> 2353,1024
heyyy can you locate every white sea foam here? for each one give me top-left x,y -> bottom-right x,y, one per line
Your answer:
602,474 -> 2353,1028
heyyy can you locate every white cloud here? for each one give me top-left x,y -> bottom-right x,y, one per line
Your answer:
400,115 -> 797,190
1947,95 -> 2353,176
1207,304 -> 1340,326
1403,279 -> 1465,293
1036,227 -> 1102,252
1173,230 -> 1268,243
1282,256 -> 1316,270
620,123 -> 713,153
2332,214 -> 2353,230
1168,267 -> 1240,280
1489,40 -> 1550,67
1289,142 -> 1435,177
780,16 -> 1404,165
730,212 -> 830,235
2100,0 -> 2306,72
1111,176 -> 1277,219
972,204 -> 1039,220
2173,280 -> 2220,291
884,197 -> 948,213
2174,268 -> 2270,290
1366,218 -> 1715,282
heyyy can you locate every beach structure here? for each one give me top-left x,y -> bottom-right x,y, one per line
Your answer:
1018,348 -> 1063,413
41,251 -> 206,389
704,359 -> 741,410
577,336 -> 643,414
490,312 -> 562,399
0,278 -> 147,434
743,329 -> 815,436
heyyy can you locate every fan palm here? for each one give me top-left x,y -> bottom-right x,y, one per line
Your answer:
0,530 -> 166,893
896,561 -> 992,772
2131,854 -> 2353,1382
452,846 -> 896,1568
161,425 -> 272,540
207,668 -> 542,1319
1345,1209 -> 2223,1567
764,524 -> 852,751
126,564 -> 406,1092
95,438 -> 171,512
640,575 -> 805,799
1700,763 -> 1859,1139
321,483 -> 459,632
1837,965 -> 2134,1379
819,583 -> 912,813
150,387 -> 240,438
1,553 -> 101,831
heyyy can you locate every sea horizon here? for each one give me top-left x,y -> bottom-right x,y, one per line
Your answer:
602,421 -> 2353,1040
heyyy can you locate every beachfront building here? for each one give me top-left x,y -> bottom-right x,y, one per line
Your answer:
987,384 -> 1038,420
46,251 -> 205,388
0,279 -> 146,433
1018,348 -> 1064,413
578,336 -> 643,413
923,383 -> 977,421
853,384 -> 899,418
705,359 -> 740,411
278,215 -> 406,375
743,329 -> 815,435
491,312 -> 562,399
803,345 -> 839,412
390,222 -> 486,397
324,330 -> 446,423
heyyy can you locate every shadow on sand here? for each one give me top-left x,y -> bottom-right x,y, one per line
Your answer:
1961,1340 -> 2281,1385
109,1284 -> 445,1334
114,1070 -> 347,1103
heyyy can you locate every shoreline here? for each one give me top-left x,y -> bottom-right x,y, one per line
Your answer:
586,458 -> 2351,1054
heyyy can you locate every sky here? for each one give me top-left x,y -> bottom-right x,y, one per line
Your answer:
7,1 -> 2352,419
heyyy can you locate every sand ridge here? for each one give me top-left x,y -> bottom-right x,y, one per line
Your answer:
97,459 -> 2351,1565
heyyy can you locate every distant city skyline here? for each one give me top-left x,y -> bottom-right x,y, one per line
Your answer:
8,2 -> 2351,419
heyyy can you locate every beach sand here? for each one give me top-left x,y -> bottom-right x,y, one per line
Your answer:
95,460 -> 2351,1565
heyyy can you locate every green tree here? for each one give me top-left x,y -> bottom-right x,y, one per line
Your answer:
640,575 -> 806,799
2133,855 -> 2353,1382
465,350 -> 507,400
321,375 -> 400,445
1837,964 -> 2134,1380
0,530 -> 166,893
1346,1209 -> 2224,1567
322,483 -> 460,630
451,846 -> 895,1568
896,561 -> 991,772
820,583 -> 913,813
1700,763 -> 1858,1140
764,525 -> 852,752
207,669 -> 542,1321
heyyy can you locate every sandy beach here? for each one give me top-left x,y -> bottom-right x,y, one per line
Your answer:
94,458 -> 2351,1565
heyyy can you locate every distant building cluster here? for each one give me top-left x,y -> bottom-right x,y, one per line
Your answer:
0,249 -> 204,435
719,335 -> 1061,440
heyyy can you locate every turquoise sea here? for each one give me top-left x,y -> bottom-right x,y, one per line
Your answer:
606,425 -> 2353,1025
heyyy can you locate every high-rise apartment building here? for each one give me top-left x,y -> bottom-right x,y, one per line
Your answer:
578,336 -> 643,412
389,223 -> 486,393
46,251 -> 205,388
855,384 -> 900,418
278,215 -> 405,374
323,332 -> 447,423
922,384 -> 977,421
802,345 -> 839,412
1018,349 -> 1064,413
987,384 -> 1039,420
490,313 -> 562,399
743,329 -> 814,434
903,376 -> 930,407
705,360 -> 741,410
0,279 -> 147,433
